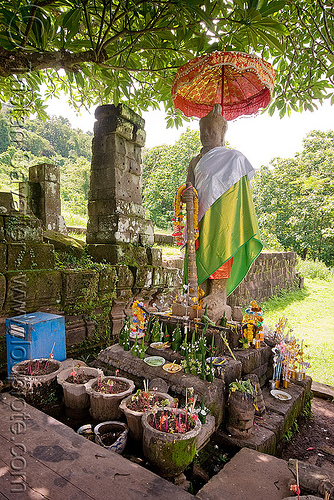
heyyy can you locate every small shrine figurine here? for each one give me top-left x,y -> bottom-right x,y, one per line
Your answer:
241,300 -> 264,349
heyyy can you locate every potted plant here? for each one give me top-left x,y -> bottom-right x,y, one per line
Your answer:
226,379 -> 257,438
86,371 -> 135,421
142,405 -> 201,477
11,356 -> 62,404
94,421 -> 128,454
119,380 -> 174,440
57,364 -> 103,410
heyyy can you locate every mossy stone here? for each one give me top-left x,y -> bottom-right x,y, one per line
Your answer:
43,229 -> 84,258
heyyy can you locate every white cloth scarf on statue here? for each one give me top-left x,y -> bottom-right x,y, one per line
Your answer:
194,146 -> 255,222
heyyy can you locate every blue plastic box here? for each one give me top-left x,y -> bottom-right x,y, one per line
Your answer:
6,312 -> 66,376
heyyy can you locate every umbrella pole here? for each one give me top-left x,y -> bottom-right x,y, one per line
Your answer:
221,63 -> 224,112
185,182 -> 198,298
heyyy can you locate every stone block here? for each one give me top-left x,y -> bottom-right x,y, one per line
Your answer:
109,298 -> 128,336
260,345 -> 273,364
4,215 -> 43,243
90,167 -> 117,190
65,318 -> 87,346
87,243 -> 148,266
220,358 -> 243,395
7,243 -> 55,271
147,247 -> 162,266
95,104 -> 145,132
251,362 -> 268,382
152,267 -> 165,287
135,127 -> 146,147
88,187 -> 118,202
118,172 -> 142,204
140,223 -> 154,246
291,375 -> 312,394
128,158 -> 142,176
88,199 -> 146,218
0,216 -> 4,241
98,266 -> 117,295
43,230 -> 84,258
45,215 -> 65,233
0,244 -> 6,274
116,265 -> 135,290
255,410 -> 285,442
93,133 -> 127,157
0,192 -> 19,215
40,185 -> 62,215
234,348 -> 262,374
197,447 -> 295,500
214,424 -> 276,456
164,267 -> 182,289
61,269 -> 99,306
134,266 -> 153,289
0,273 -> 5,310
126,143 -> 142,163
94,115 -> 136,143
163,255 -> 184,270
29,163 -> 60,183
5,270 -> 62,313
119,200 -> 146,218
262,383 -> 305,434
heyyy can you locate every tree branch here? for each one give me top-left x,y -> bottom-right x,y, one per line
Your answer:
0,48 -> 99,77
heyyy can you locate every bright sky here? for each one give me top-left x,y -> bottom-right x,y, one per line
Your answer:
46,98 -> 333,170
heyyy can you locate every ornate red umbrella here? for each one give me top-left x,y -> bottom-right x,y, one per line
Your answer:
172,51 -> 275,120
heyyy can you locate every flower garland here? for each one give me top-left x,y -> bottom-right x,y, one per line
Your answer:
172,184 -> 199,246
131,300 -> 146,338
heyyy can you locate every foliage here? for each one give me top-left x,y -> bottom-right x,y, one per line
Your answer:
0,108 -> 91,221
229,379 -> 255,398
0,113 -> 10,153
54,249 -> 110,272
0,1 -> 333,123
22,114 -> 92,160
143,128 -> 201,229
296,257 -> 333,281
282,419 -> 299,443
252,130 -> 334,266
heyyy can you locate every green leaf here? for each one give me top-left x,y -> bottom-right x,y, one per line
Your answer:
258,30 -> 284,53
260,1 -> 287,16
62,8 -> 82,41
326,67 -> 334,79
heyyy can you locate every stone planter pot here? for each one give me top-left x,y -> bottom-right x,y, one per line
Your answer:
11,358 -> 62,404
57,367 -> 103,410
119,392 -> 174,441
142,408 -> 201,477
226,391 -> 255,438
86,376 -> 135,421
94,421 -> 128,454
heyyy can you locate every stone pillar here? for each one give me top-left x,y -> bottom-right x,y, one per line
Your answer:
86,104 -> 154,264
19,163 -> 67,234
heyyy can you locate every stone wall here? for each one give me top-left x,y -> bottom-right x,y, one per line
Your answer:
227,251 -> 300,307
0,259 -> 182,375
163,250 -> 300,307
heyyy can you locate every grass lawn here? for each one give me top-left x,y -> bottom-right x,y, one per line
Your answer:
262,277 -> 334,386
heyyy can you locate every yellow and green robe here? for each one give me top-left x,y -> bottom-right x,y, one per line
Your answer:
185,146 -> 262,296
